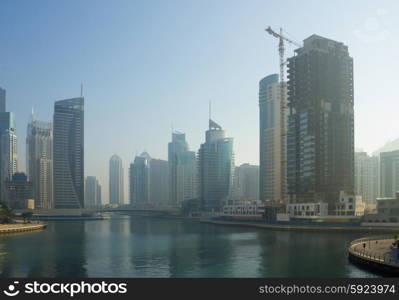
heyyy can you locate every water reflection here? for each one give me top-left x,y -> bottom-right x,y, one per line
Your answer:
0,216 -> 379,278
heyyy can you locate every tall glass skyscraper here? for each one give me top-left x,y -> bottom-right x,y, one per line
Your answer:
109,154 -> 124,205
53,97 -> 84,209
26,115 -> 53,209
168,132 -> 196,206
198,120 -> 234,212
286,35 -> 354,212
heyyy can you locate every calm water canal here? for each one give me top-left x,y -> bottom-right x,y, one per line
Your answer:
0,215 -> 377,278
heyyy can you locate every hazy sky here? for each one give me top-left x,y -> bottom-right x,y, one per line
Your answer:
1,0 -> 398,203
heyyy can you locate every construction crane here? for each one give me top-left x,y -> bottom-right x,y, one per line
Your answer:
265,26 -> 301,204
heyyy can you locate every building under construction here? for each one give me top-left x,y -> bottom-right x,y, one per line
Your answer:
286,35 -> 355,213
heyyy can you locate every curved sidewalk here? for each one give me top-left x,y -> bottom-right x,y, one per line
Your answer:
348,236 -> 399,274
0,223 -> 46,234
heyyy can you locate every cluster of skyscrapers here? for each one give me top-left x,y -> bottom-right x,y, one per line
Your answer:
0,90 -> 86,210
4,32 -> 399,213
259,34 -> 356,214
121,120 -> 242,212
258,33 -> 399,215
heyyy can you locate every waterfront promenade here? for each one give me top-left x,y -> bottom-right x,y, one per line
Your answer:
0,223 -> 46,234
348,236 -> 399,275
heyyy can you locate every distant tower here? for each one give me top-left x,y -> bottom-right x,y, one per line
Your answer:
109,154 -> 124,205
355,152 -> 378,204
168,131 -> 196,206
198,119 -> 234,211
85,176 -> 101,208
380,150 -> 399,198
129,152 -> 151,205
0,87 -> 5,113
26,117 -> 53,209
53,97 -> 84,208
1,129 -> 18,205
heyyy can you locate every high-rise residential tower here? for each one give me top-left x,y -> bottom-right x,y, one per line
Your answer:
129,152 -> 151,206
259,74 -> 287,203
198,119 -> 234,211
53,97 -> 84,209
168,132 -> 196,206
286,35 -> 354,212
109,154 -> 124,205
26,114 -> 53,209
380,150 -> 399,198
355,152 -> 378,205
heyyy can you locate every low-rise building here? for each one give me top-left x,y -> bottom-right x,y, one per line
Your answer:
334,191 -> 365,216
6,173 -> 33,209
287,202 -> 328,218
361,192 -> 399,224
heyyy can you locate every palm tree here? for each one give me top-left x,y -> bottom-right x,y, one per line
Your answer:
21,212 -> 33,224
0,202 -> 15,224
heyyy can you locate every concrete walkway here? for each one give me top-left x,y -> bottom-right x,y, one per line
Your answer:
349,237 -> 399,267
0,223 -> 46,234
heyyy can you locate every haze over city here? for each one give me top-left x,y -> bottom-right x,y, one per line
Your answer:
1,0 -> 399,202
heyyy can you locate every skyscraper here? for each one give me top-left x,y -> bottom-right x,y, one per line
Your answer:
0,89 -> 15,204
150,158 -> 169,205
286,35 -> 354,212
26,115 -> 53,209
233,163 -> 259,201
0,87 -> 5,113
355,152 -> 378,204
85,176 -> 101,208
198,119 -> 234,211
53,97 -> 84,209
259,74 -> 287,203
129,152 -> 151,206
168,132 -> 196,206
109,154 -> 124,205
1,128 -> 18,205
380,150 -> 399,198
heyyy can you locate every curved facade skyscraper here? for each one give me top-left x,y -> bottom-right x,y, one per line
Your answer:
109,154 -> 124,205
53,97 -> 84,209
198,119 -> 234,212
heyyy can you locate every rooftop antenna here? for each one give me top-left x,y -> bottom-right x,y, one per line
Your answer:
209,100 -> 212,120
80,83 -> 84,97
31,106 -> 35,122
